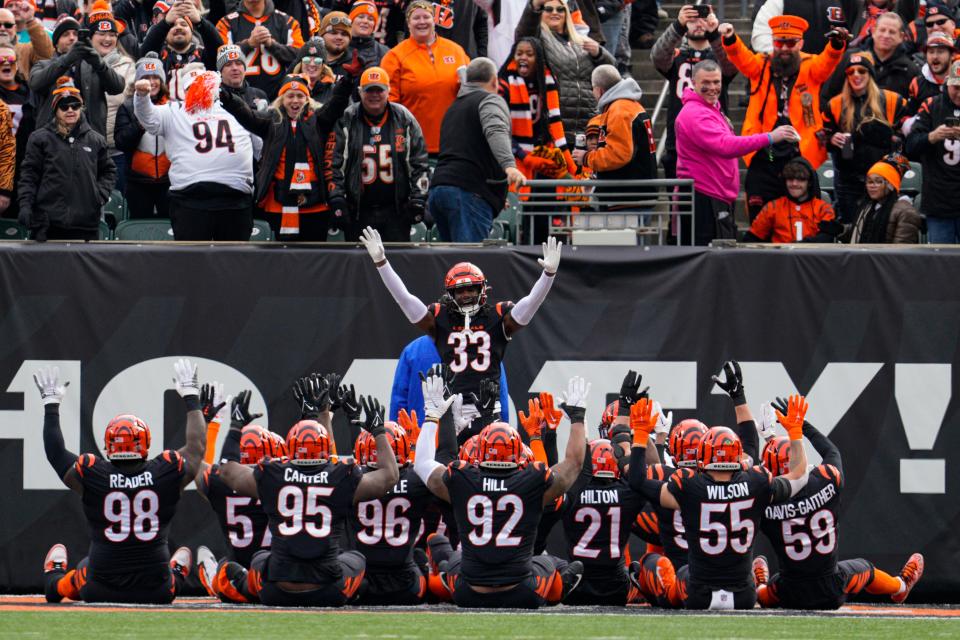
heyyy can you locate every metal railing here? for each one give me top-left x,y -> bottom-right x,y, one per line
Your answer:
510,178 -> 696,246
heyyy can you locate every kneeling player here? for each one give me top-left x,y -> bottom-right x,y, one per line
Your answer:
755,412 -> 924,609
219,398 -> 399,607
413,375 -> 588,609
40,360 -> 206,604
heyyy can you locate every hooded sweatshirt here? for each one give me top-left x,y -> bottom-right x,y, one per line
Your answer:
584,77 -> 656,181
746,157 -> 837,243
675,87 -> 771,203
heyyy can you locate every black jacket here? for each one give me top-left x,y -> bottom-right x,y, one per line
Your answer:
221,76 -> 352,204
905,94 -> 960,218
114,0 -> 158,44
18,116 -> 116,233
223,82 -> 270,111
140,17 -> 224,76
329,101 -> 429,216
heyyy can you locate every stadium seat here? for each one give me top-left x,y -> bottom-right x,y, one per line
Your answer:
496,193 -> 520,242
900,162 -> 922,197
327,227 -> 345,242
98,220 -> 111,240
427,225 -> 441,242
487,221 -> 506,241
102,190 -> 127,230
817,161 -> 835,196
114,219 -> 175,241
250,219 -> 273,241
820,190 -> 832,205
410,222 -> 427,242
0,219 -> 27,239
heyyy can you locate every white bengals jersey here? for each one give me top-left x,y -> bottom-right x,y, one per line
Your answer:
133,94 -> 254,195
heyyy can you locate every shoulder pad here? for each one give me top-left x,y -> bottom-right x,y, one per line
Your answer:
162,449 -> 185,471
449,460 -> 468,472
75,453 -> 97,477
816,463 -> 843,486
431,302 -> 442,317
752,464 -> 773,480
634,509 -> 658,534
646,463 -> 666,481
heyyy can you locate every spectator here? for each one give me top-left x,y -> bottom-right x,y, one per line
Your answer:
220,70 -> 356,239
273,0 -> 321,43
287,39 -> 335,104
115,0 -> 160,45
825,12 -> 918,100
349,1 -> 388,67
218,43 -> 269,110
380,0 -> 469,156
849,153 -> 921,243
629,0 -> 660,49
134,71 -> 255,240
6,0 -> 42,45
743,157 -> 840,243
722,16 -> 847,220
431,0 -> 487,58
597,0 -> 625,54
751,0 -> 856,54
850,0 -> 915,45
30,15 -> 126,138
905,1 -> 958,54
651,4 -> 737,179
319,11 -> 354,79
34,0 -> 64,33
429,57 -> 525,242
906,33 -> 954,119
0,91 -> 11,216
0,44 -> 33,221
821,52 -> 908,221
516,0 -> 614,146
216,0 -> 305,98
328,66 -> 429,242
138,1 -> 222,96
674,59 -> 799,245
19,77 -> 114,240
115,53 -> 170,218
0,4 -> 51,79
905,59 -> 960,243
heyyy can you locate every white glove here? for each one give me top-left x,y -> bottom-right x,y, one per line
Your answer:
758,403 -> 778,440
214,383 -> 231,423
33,366 -> 69,405
360,226 -> 386,263
652,401 -> 673,436
560,375 -> 590,408
422,374 -> 455,421
451,393 -> 471,435
538,236 -> 562,275
172,358 -> 200,397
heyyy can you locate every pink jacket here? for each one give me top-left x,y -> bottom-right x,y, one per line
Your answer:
675,88 -> 770,203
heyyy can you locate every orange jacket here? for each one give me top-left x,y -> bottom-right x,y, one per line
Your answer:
723,35 -> 845,168
381,37 -> 470,154
748,195 -> 836,243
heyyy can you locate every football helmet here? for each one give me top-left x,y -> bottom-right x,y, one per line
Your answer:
444,262 -> 488,315
588,438 -> 620,479
264,430 -> 287,459
697,426 -> 743,471
761,436 -> 791,476
286,420 -> 331,465
104,414 -> 151,460
459,434 -> 481,464
354,430 -> 374,466
368,421 -> 412,468
478,422 -> 523,469
239,425 -> 269,465
668,419 -> 708,468
599,400 -> 619,438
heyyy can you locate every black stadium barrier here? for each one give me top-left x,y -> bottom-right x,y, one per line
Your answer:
0,243 -> 956,601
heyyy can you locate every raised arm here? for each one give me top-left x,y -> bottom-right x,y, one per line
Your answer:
628,398 -> 681,510
412,375 -> 457,501
133,82 -> 166,136
172,358 -> 207,489
359,226 -> 435,334
770,395 -> 810,502
543,376 -> 589,505
34,367 -> 82,494
712,360 -> 759,463
354,397 -> 401,503
772,395 -> 843,474
504,236 -> 562,335
220,460 -> 258,498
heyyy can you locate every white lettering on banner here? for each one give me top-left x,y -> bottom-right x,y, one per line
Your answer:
895,364 -> 950,494
0,360 -> 82,489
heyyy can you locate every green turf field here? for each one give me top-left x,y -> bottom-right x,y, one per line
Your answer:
3,611 -> 960,639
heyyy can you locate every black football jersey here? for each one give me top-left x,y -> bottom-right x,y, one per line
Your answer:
668,466 -> 774,589
443,460 -> 552,586
562,476 -> 644,584
660,45 -> 729,150
646,463 -> 690,570
75,451 -> 185,575
352,465 -> 433,571
254,458 -> 362,583
430,301 -> 513,398
198,464 -> 272,567
761,464 -> 842,581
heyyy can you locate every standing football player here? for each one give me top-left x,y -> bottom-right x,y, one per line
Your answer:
40,359 -> 206,604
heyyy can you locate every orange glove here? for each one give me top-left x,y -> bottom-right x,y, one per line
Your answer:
629,398 -> 659,447
522,154 -> 555,175
775,394 -> 808,441
397,408 -> 421,446
539,392 -> 563,431
518,398 -> 544,439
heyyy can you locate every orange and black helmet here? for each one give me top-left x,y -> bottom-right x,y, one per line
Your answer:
698,426 -> 743,471
264,430 -> 287,459
588,438 -> 620,479
286,419 -> 331,465
239,425 -> 269,465
761,436 -> 791,476
599,400 -> 620,436
354,429 -> 374,466
478,421 -> 523,469
368,421 -> 412,468
444,262 -> 487,314
104,414 -> 151,460
669,419 -> 708,468
459,434 -> 481,464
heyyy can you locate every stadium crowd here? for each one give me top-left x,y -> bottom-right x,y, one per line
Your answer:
2,0 -> 960,243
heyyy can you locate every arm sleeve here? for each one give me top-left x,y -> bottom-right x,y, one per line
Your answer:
29,56 -> 75,93
95,60 -> 126,96
478,93 -> 517,170
44,405 -> 78,480
141,20 -> 172,55
627,445 -> 664,502
375,261 -> 429,323
510,271 -> 556,325
436,411 -> 458,465
514,3 -> 541,39
723,35 -> 766,80
802,421 -> 843,474
26,18 -> 53,62
735,418 -> 760,464
413,419 -> 444,483
709,29 -> 739,78
198,19 -> 226,70
680,111 -> 770,158
133,92 -> 164,135
750,0 -> 784,53
542,428 -> 559,467
220,425 -> 243,462
651,22 -> 683,75
772,469 -> 810,501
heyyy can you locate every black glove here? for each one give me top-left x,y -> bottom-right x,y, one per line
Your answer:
425,363 -> 457,396
200,383 -> 225,424
231,389 -> 263,428
327,196 -> 348,222
63,42 -> 87,65
359,395 -> 385,438
336,383 -> 361,423
617,370 -> 648,416
405,199 -> 425,224
468,377 -> 499,417
323,373 -> 343,409
712,360 -> 745,404
827,26 -> 851,48
772,396 -> 789,417
292,373 -> 331,419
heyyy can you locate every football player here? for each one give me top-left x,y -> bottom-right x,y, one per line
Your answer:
412,374 -> 588,609
754,401 -> 924,608
39,360 -> 205,604
218,396 -> 399,607
359,226 -> 562,425
628,395 -> 812,610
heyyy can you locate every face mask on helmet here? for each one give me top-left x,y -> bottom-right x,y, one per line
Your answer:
588,438 -> 620,479
443,262 -> 488,316
669,419 -> 708,468
762,436 -> 791,476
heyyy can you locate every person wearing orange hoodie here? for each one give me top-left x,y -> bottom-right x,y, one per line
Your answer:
743,157 -> 840,243
721,15 -> 848,220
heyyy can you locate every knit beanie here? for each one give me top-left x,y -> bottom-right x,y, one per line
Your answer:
52,15 -> 81,48
136,52 -> 165,83
216,44 -> 245,72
